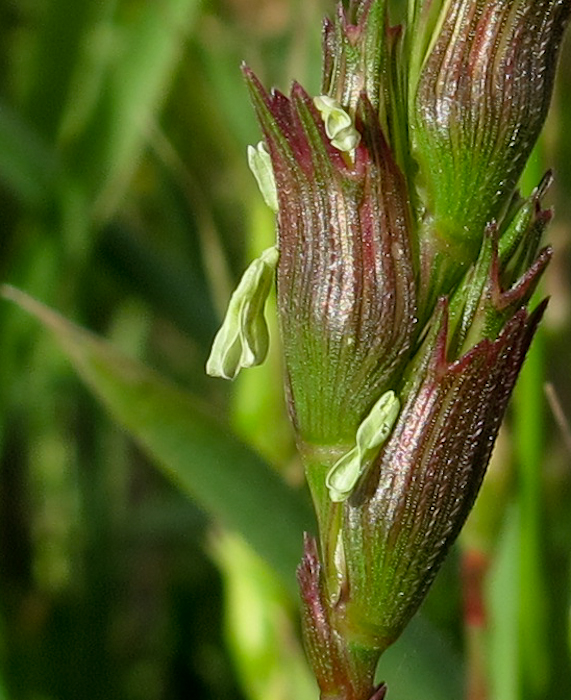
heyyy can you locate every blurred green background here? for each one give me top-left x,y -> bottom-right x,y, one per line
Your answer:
0,1 -> 569,699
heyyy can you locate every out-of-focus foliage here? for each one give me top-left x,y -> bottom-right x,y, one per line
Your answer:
0,1 -> 569,699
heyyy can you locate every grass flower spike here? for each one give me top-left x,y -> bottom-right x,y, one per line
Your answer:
206,0 -> 570,697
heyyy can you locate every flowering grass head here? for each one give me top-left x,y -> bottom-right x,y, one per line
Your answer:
207,1 -> 570,697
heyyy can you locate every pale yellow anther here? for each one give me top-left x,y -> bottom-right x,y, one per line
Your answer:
206,246 -> 279,380
247,142 -> 278,212
313,95 -> 361,153
326,390 -> 400,502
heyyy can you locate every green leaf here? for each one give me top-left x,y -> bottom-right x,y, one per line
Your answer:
85,0 -> 201,216
0,103 -> 59,207
22,0 -> 116,141
2,286 -> 314,596
212,532 -> 317,700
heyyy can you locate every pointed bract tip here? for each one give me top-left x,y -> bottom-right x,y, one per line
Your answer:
369,683 -> 387,700
536,169 -> 554,199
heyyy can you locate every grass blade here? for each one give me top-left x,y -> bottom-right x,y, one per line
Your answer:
2,285 -> 314,597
